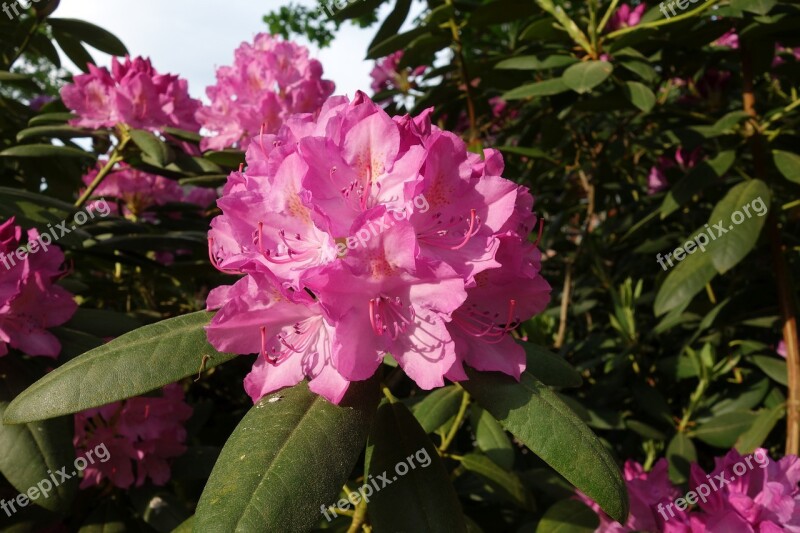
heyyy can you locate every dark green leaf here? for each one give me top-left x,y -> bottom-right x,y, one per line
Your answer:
366,400 -> 467,533
412,385 -> 464,433
495,55 -> 577,70
773,150 -> 800,184
751,355 -> 787,386
660,150 -> 735,218
623,81 -> 656,112
536,499 -> 599,533
4,312 -> 237,424
16,125 -> 96,142
562,61 -> 613,94
195,379 -> 379,532
654,245 -> 717,316
462,369 -> 628,522
460,453 -> 533,510
503,78 -> 569,100
0,359 -> 77,512
0,144 -> 95,160
666,433 -> 696,484
691,411 -> 759,447
471,406 -> 514,469
49,18 -> 127,56
735,405 -> 785,453
524,344 -> 583,388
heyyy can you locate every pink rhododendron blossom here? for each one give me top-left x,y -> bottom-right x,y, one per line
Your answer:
712,29 -> 739,49
197,34 -> 335,152
370,51 -> 427,95
61,56 -> 201,132
578,459 -> 692,532
688,448 -> 800,531
606,4 -> 646,32
647,147 -> 703,194
73,384 -> 192,489
0,217 -> 77,358
205,92 -> 551,405
580,449 -> 800,532
778,340 -> 787,358
80,162 -> 211,219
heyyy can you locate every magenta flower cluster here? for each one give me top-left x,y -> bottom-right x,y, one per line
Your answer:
579,448 -> 800,532
197,33 -> 335,152
81,162 -> 217,219
205,92 -> 551,405
61,56 -> 201,132
73,384 -> 193,489
647,147 -> 703,194
369,50 -> 426,95
0,218 -> 76,358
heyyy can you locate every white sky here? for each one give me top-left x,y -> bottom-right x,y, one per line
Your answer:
54,0 -> 380,100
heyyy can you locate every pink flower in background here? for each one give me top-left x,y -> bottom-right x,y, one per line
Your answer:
73,384 -> 192,489
606,4 -> 646,32
80,162 -> 212,218
647,147 -> 703,194
0,217 -> 77,358
773,44 -> 800,67
205,92 -> 551,405
61,56 -> 201,132
370,51 -> 427,95
712,29 -> 739,49
689,448 -> 800,531
578,459 -> 692,532
778,340 -> 787,358
197,34 -> 335,152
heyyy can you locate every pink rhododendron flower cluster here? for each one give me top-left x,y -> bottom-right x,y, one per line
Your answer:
81,162 -> 217,219
606,4 -> 646,32
578,459 -> 692,532
73,384 -> 192,489
370,51 -> 427,95
0,218 -> 77,358
197,33 -> 335,152
61,56 -> 201,132
580,448 -> 800,532
205,92 -> 551,405
647,147 -> 703,194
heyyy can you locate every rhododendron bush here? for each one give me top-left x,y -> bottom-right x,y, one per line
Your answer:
0,0 -> 799,531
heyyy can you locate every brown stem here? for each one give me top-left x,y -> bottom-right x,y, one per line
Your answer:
741,43 -> 800,455
554,262 -> 573,349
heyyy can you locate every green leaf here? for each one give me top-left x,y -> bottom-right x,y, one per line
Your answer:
660,150 -> 735,218
412,385 -> 464,433
195,379 -> 378,532
131,129 -> 171,166
4,312 -> 237,424
536,499 -> 599,533
666,433 -> 696,484
368,0 -> 412,54
365,400 -> 467,533
0,144 -> 95,160
462,369 -> 628,523
654,244 -> 717,316
16,125 -> 97,142
731,0 -> 776,15
29,112 -> 75,126
691,411 -> 759,447
495,55 -> 577,70
53,31 -> 94,72
367,27 -> 429,60
623,81 -> 656,112
524,344 -> 583,388
471,406 -> 514,469
735,405 -> 785,454
503,78 -> 569,100
706,179 -> 770,273
460,453 -> 533,510
203,149 -> 246,168
562,61 -> 613,94
773,150 -> 800,184
78,503 -> 127,533
0,359 -> 77,512
751,355 -> 788,386
48,18 -> 127,56
171,516 -> 193,533
496,145 -> 557,163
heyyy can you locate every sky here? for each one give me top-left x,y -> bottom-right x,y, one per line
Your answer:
54,0 -> 381,101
